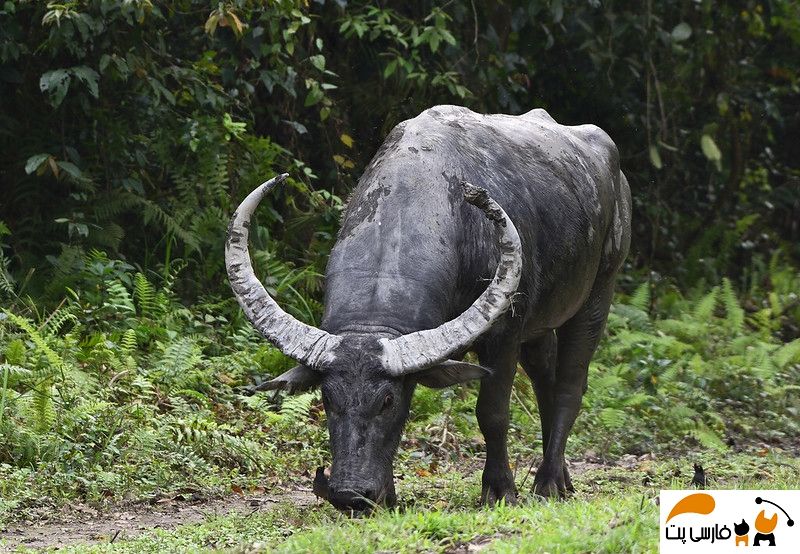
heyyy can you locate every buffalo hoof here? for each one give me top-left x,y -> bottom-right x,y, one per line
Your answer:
532,462 -> 573,499
479,468 -> 518,506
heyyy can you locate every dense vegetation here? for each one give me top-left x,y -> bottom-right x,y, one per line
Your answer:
0,0 -> 798,550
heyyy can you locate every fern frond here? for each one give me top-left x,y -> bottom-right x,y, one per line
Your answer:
691,423 -> 727,451
629,282 -> 651,312
120,329 -> 137,355
104,281 -> 135,314
2,310 -> 66,372
90,222 -> 125,250
92,191 -> 141,220
611,304 -> 651,331
720,278 -> 745,331
23,383 -> 56,433
156,338 -> 204,382
42,306 -> 78,337
599,407 -> 627,430
135,196 -> 201,251
279,391 -> 317,422
774,339 -> 800,369
0,251 -> 15,297
694,287 -> 719,321
133,272 -> 157,316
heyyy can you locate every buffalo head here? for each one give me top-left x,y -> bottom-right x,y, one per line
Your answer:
226,174 -> 522,512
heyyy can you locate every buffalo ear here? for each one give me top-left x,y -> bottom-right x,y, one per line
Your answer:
412,360 -> 491,389
247,365 -> 321,395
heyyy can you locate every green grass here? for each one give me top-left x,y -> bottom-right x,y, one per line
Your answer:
12,451 -> 795,553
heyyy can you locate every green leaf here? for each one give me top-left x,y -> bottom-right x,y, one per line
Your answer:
57,161 -> 82,179
148,78 -> 175,105
649,145 -> 663,169
71,66 -> 99,98
39,69 -> 71,107
304,86 -> 324,107
429,33 -> 440,53
700,135 -> 722,169
671,22 -> 692,42
383,59 -> 398,78
309,55 -> 325,71
99,54 -> 112,73
283,120 -> 308,134
25,154 -> 49,175
441,29 -> 457,46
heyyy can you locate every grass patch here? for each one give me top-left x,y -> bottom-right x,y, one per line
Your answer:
6,451 -> 795,553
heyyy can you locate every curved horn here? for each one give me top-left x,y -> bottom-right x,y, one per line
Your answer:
226,174 -> 341,370
379,182 -> 522,375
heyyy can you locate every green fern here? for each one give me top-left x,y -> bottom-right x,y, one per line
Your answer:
0,251 -> 14,298
279,391 -> 317,423
41,306 -> 78,337
133,196 -> 201,252
89,222 -> 125,251
720,278 -> 745,331
691,423 -> 727,451
104,281 -> 135,314
598,407 -> 627,430
2,310 -> 66,374
133,272 -> 157,316
629,282 -> 651,312
120,329 -> 137,355
694,287 -> 719,321
775,339 -> 800,369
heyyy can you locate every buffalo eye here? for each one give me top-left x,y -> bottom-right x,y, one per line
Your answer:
381,393 -> 394,413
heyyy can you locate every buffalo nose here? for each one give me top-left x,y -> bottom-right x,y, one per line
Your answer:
328,488 -> 377,512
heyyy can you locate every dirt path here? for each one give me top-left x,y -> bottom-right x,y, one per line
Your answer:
0,489 -> 317,552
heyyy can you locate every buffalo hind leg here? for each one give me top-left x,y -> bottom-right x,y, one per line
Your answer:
475,340 -> 520,506
520,332 -> 574,492
533,279 -> 615,498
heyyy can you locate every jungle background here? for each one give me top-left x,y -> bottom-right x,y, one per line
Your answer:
0,1 -> 799,552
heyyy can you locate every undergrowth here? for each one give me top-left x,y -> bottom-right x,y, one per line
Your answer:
0,253 -> 798,526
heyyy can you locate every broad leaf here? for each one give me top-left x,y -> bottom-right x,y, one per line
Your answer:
671,22 -> 692,42
71,66 -> 99,98
39,69 -> 71,107
25,154 -> 49,175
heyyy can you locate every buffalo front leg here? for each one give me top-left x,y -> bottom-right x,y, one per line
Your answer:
533,280 -> 615,498
475,341 -> 520,506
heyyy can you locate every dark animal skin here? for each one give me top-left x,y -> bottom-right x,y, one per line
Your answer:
232,105 -> 631,512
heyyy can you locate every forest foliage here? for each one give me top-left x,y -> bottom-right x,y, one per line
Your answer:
0,0 -> 799,524
1,0 -> 799,299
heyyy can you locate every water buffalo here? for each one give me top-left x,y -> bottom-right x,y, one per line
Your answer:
226,105 -> 631,511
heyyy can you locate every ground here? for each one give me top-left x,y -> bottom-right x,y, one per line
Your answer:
2,449 -> 798,553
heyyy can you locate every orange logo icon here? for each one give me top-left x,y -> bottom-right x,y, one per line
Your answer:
667,493 -> 716,522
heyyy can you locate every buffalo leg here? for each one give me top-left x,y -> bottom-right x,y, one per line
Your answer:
520,332 -> 573,491
533,280 -> 615,498
475,340 -> 520,506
